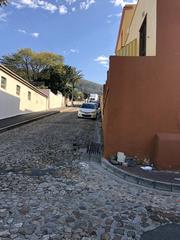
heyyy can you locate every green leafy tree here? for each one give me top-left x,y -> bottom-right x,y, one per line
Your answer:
1,48 -> 64,81
38,64 -> 73,97
83,92 -> 89,100
37,64 -> 83,104
74,90 -> 84,101
1,48 -> 84,102
30,52 -> 64,81
0,49 -> 32,80
68,68 -> 83,106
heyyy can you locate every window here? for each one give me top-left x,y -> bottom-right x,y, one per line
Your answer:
28,91 -> 31,100
81,103 -> 96,109
16,85 -> 21,96
1,76 -> 7,89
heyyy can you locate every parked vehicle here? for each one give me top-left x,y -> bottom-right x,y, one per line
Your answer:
89,93 -> 99,102
78,103 -> 98,119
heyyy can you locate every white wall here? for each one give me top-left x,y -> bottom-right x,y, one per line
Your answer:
0,90 -> 24,119
125,0 -> 157,56
49,91 -> 63,109
40,89 -> 66,110
0,68 -> 48,119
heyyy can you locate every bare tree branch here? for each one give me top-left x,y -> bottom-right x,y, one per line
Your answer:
0,0 -> 8,6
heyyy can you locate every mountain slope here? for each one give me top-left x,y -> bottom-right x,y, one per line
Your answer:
77,79 -> 103,95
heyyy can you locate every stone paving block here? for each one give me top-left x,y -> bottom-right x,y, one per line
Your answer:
0,111 -> 180,240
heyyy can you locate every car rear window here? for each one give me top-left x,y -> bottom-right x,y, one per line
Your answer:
81,104 -> 96,109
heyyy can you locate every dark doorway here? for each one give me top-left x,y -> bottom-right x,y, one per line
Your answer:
139,16 -> 147,56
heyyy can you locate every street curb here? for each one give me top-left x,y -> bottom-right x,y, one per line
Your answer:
101,158 -> 180,193
0,111 -> 59,134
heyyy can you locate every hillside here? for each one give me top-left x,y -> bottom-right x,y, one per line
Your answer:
77,79 -> 103,96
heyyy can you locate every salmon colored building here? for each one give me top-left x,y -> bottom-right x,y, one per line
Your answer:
103,0 -> 180,170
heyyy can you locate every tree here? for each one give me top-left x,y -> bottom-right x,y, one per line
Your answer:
1,48 -> 64,82
37,64 -> 83,105
68,67 -> 83,106
0,51 -> 30,80
38,64 -> 73,97
30,52 -> 64,81
1,48 -> 84,102
17,48 -> 33,81
0,0 -> 8,6
83,92 -> 89,100
74,90 -> 84,101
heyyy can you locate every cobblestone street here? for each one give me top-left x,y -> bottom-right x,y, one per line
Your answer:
0,108 -> 180,240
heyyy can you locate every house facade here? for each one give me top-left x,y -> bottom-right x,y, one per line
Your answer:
103,0 -> 180,170
116,0 -> 157,57
0,64 -> 65,120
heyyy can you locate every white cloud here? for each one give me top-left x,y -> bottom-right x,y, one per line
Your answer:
115,12 -> 122,17
70,48 -> 79,53
94,55 -> 109,68
12,0 -> 37,9
17,28 -> 40,38
31,32 -> 39,38
11,0 -> 58,13
11,0 -> 96,14
40,2 -> 58,13
108,12 -> 122,18
59,5 -> 68,14
63,48 -> 79,55
11,2 -> 25,9
18,29 -> 27,34
107,12 -> 122,23
80,0 -> 95,10
66,0 -> 76,5
0,10 -> 8,22
111,0 -> 137,8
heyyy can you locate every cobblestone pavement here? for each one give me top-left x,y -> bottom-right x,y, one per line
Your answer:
0,109 -> 180,240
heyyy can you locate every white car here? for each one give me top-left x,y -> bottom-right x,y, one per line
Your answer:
78,103 -> 98,119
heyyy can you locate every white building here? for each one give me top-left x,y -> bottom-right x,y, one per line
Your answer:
0,64 -> 65,120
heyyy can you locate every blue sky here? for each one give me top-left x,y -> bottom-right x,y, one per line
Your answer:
0,0 -> 137,84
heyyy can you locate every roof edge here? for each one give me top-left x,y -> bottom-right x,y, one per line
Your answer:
0,64 -> 48,98
115,3 -> 137,53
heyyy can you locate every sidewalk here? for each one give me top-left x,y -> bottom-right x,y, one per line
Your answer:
102,158 -> 180,192
118,164 -> 180,184
0,111 -> 59,133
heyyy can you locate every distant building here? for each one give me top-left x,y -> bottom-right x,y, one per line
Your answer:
103,0 -> 180,170
0,64 -> 65,120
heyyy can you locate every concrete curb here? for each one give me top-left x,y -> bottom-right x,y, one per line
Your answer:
0,111 -> 59,134
101,158 -> 180,193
